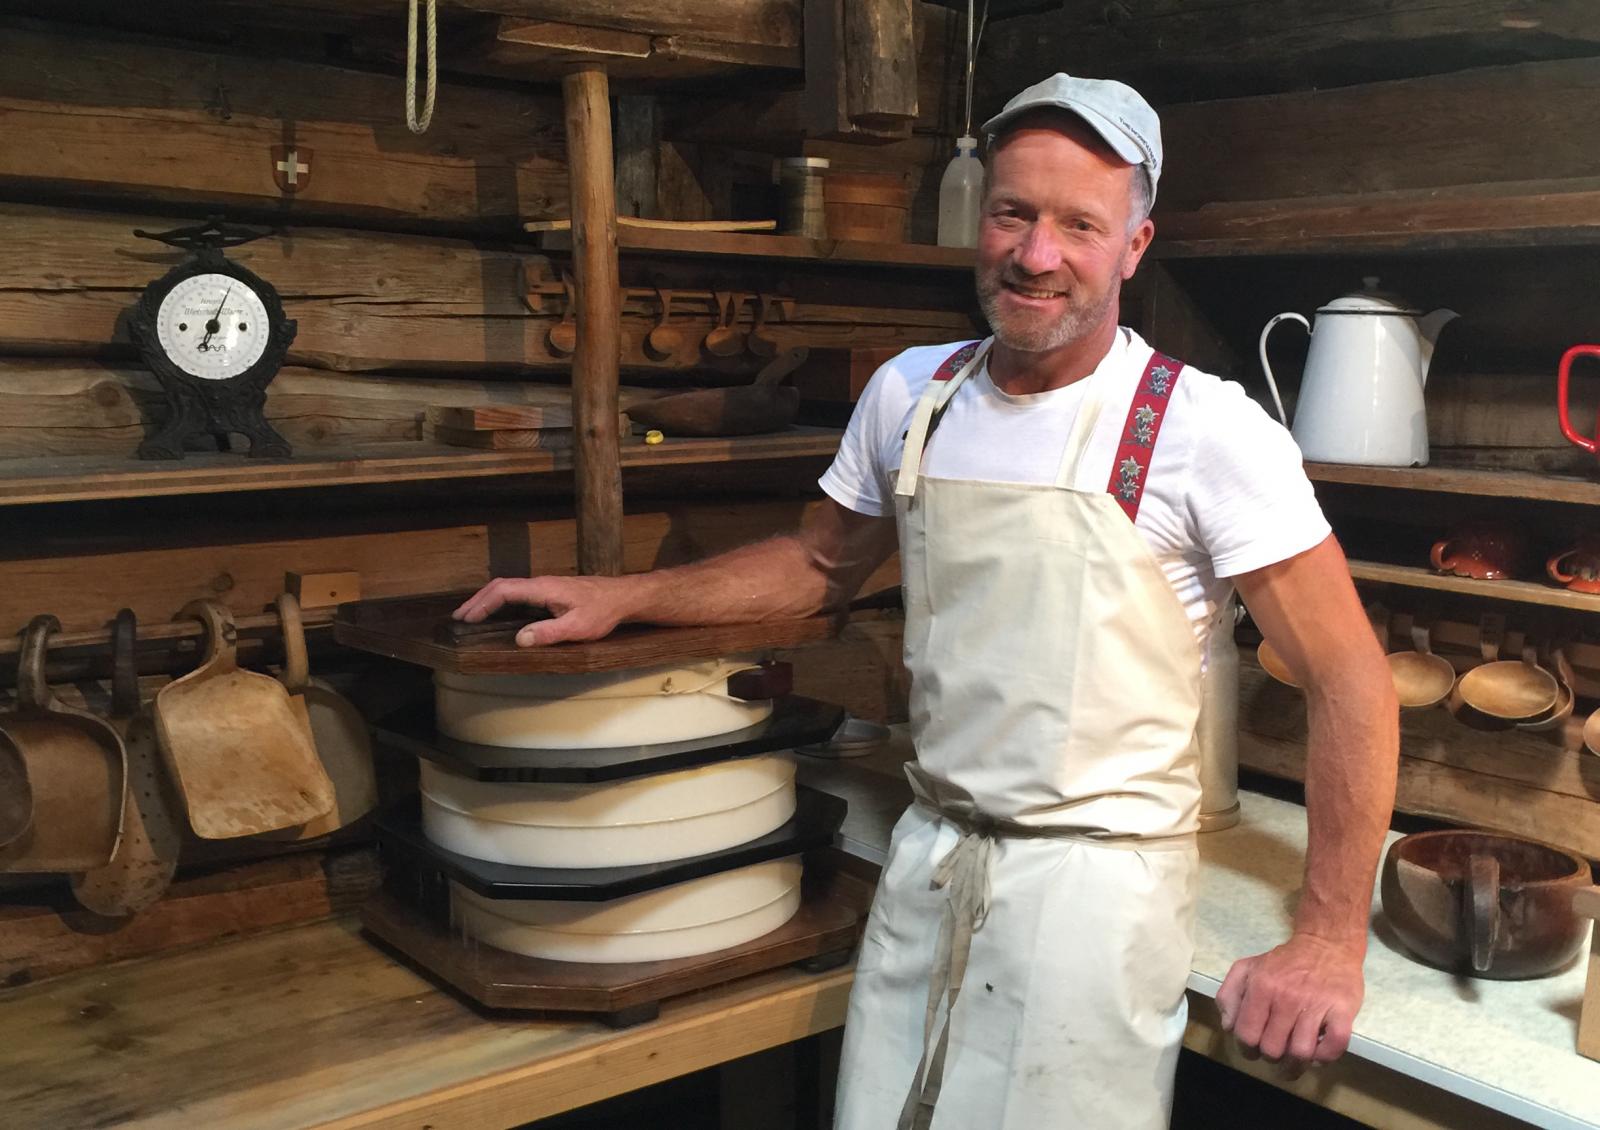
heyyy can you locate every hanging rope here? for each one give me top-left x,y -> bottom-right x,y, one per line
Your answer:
405,0 -> 437,134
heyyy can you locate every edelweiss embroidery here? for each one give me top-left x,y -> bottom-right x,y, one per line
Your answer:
1145,364 -> 1175,396
1130,405 -> 1158,446
1116,456 -> 1143,500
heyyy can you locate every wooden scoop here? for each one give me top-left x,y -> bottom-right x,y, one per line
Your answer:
1255,638 -> 1300,688
258,593 -> 378,842
153,599 -> 335,839
547,272 -> 578,356
747,294 -> 782,359
0,615 -> 126,872
625,347 -> 810,437
71,609 -> 183,915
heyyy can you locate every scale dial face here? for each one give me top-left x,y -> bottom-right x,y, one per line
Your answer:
154,272 -> 272,381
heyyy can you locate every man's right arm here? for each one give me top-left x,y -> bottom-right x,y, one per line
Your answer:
451,499 -> 898,647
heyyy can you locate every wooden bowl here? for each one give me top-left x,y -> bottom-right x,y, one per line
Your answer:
1449,659 -> 1558,730
1387,650 -> 1456,708
1381,830 -> 1592,979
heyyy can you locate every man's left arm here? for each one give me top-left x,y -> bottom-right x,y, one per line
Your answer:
1219,533 -> 1399,1067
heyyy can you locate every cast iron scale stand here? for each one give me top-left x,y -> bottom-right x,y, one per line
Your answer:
335,593 -> 869,1028
128,218 -> 297,461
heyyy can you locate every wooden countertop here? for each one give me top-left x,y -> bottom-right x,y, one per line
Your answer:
0,914 -> 851,1129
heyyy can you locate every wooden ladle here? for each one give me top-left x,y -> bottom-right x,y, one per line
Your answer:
645,288 -> 684,360
703,291 -> 746,357
748,294 -> 780,358
548,272 -> 578,356
1387,612 -> 1457,708
1450,614 -> 1558,730
1256,638 -> 1300,688
1517,645 -> 1576,733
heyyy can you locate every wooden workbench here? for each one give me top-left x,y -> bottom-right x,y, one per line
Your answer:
0,914 -> 852,1129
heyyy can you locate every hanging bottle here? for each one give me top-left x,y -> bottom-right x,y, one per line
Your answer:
936,136 -> 983,248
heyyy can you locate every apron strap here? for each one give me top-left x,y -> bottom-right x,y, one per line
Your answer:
1105,350 -> 1186,522
895,766 -> 1193,1129
895,340 -> 990,499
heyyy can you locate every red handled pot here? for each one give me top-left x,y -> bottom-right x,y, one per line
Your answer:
1557,344 -> 1600,457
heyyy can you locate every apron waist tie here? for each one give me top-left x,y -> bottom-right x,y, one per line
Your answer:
896,768 -> 1194,1130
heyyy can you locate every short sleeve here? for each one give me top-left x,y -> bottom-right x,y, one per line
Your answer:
818,350 -> 925,517
1186,379 -> 1331,578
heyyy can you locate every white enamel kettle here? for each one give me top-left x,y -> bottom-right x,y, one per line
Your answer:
1258,278 -> 1457,467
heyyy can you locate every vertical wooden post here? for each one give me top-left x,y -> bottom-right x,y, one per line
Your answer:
562,65 -> 624,577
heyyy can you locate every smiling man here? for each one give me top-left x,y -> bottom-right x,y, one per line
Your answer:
453,73 -> 1398,1130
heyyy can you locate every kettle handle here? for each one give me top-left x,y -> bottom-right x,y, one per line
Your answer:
1558,345 -> 1600,455
1258,313 -> 1309,428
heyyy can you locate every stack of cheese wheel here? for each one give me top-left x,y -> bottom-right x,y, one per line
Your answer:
423,657 -> 804,963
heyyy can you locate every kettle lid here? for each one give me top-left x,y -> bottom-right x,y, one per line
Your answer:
1317,276 -> 1423,316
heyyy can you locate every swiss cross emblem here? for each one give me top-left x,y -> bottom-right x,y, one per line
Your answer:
1116,456 -> 1144,500
1130,405 -> 1158,446
1145,363 -> 1175,396
271,145 -> 313,193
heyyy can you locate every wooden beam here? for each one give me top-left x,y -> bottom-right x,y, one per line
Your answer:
0,20 -> 566,228
843,0 -> 918,131
447,0 -> 802,49
563,66 -> 625,577
980,1 -> 1600,106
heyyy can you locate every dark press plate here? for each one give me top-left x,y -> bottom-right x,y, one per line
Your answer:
371,695 -> 845,783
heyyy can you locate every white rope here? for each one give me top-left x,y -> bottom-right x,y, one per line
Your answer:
405,0 -> 437,134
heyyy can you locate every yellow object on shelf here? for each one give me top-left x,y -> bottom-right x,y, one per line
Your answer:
645,430 -> 664,445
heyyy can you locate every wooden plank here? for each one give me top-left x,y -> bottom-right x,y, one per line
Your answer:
0,524 -> 491,637
536,224 -> 976,267
1154,183 -> 1600,257
0,429 -> 845,507
0,849 -> 379,988
0,362 -> 658,459
450,0 -> 802,48
564,66 -> 625,578
1157,58 -> 1600,212
1305,462 -> 1600,506
1348,559 -> 1600,614
483,17 -> 801,76
427,405 -> 574,431
0,911 -> 852,1130
0,21 -> 566,226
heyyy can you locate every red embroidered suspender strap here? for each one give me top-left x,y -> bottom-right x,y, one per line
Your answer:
1105,350 -> 1185,523
933,340 -> 982,381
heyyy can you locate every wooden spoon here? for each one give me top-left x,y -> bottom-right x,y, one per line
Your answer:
645,287 -> 683,360
1453,615 -> 1558,726
703,291 -> 746,357
547,272 -> 578,356
748,294 -> 780,358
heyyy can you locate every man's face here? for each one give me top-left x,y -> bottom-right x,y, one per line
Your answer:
975,123 -> 1153,354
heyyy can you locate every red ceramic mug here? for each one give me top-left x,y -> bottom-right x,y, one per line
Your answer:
1558,344 -> 1600,456
1547,538 -> 1600,594
1430,520 -> 1526,580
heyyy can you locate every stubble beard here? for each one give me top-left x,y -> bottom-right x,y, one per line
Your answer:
975,266 -> 1119,353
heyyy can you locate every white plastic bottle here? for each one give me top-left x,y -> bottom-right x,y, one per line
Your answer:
936,135 -> 983,248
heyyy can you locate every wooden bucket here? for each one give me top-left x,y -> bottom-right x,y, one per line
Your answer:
823,172 -> 911,243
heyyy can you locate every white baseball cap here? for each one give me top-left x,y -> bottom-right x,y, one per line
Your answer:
981,73 -> 1163,202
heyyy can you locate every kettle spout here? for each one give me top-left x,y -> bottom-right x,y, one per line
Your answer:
1417,308 -> 1459,382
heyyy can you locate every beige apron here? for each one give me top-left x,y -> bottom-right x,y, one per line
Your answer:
835,339 -> 1205,1130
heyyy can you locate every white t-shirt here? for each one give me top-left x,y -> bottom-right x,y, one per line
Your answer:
818,328 -> 1331,641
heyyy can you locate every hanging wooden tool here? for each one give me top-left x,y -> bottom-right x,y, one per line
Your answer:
152,599 -> 335,839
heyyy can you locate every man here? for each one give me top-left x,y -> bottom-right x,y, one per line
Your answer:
455,74 -> 1398,1129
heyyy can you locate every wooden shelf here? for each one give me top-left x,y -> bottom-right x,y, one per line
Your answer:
1305,462 -> 1600,505
1349,559 -> 1600,613
530,226 -> 977,270
1152,182 -> 1600,258
0,429 -> 842,507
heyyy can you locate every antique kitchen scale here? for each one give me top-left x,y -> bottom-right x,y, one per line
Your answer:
335,594 -> 870,1026
129,218 -> 296,460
